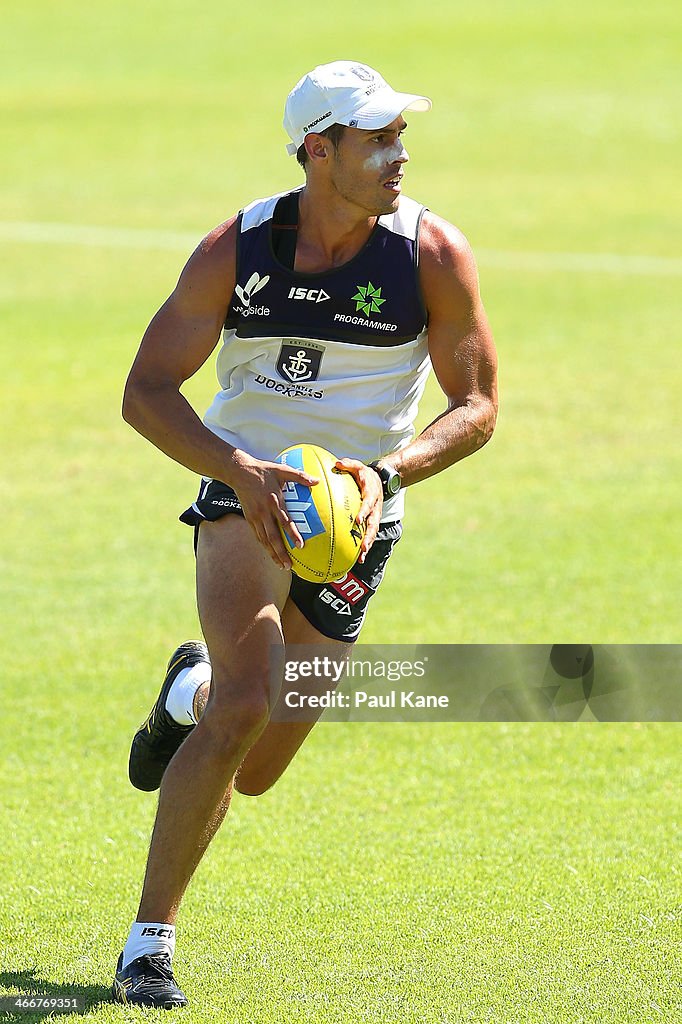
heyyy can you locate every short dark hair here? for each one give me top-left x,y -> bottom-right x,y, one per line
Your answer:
296,123 -> 347,169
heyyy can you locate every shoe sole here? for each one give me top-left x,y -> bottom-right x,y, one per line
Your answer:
112,979 -> 188,1009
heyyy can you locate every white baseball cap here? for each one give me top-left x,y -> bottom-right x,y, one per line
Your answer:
283,60 -> 431,156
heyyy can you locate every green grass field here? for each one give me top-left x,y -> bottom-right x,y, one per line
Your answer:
1,1 -> 680,1020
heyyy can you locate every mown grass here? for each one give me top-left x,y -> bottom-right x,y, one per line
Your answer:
1,0 -> 679,1020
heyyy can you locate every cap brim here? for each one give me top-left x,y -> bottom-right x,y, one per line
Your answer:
342,91 -> 432,130
285,90 -> 432,155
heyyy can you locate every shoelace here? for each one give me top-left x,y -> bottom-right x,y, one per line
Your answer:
137,954 -> 174,981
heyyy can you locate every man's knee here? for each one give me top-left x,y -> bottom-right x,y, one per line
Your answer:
233,775 -> 274,798
234,752 -> 294,795
201,687 -> 271,759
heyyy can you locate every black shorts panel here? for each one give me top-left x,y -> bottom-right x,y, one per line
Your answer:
179,477 -> 245,527
180,478 -> 401,642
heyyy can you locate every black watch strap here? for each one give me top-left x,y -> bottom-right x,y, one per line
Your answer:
368,461 -> 402,500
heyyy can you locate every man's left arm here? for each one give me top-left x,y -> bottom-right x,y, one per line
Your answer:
387,210 -> 498,486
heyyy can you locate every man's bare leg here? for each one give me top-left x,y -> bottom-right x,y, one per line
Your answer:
164,599 -> 352,798
136,515 -> 290,924
236,600 -> 353,795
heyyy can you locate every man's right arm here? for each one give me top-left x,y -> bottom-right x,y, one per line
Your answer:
123,219 -> 240,482
122,218 -> 317,568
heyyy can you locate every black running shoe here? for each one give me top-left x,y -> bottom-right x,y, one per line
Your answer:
129,640 -> 210,791
112,952 -> 188,1009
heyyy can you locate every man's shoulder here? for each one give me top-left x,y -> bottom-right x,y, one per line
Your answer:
241,186 -> 304,232
178,216 -> 239,300
190,216 -> 238,267
416,211 -> 481,318
418,210 -> 478,286
419,210 -> 471,259
187,185 -> 303,289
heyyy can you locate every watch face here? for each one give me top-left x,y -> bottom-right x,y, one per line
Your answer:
370,462 -> 401,499
382,468 -> 399,495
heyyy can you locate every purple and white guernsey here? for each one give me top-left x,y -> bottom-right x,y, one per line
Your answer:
203,187 -> 431,520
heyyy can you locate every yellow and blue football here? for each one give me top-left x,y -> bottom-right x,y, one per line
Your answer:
276,444 -> 365,583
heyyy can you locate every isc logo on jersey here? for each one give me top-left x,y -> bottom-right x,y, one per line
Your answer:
288,287 -> 331,304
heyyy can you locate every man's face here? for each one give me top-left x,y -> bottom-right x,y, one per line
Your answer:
327,116 -> 409,216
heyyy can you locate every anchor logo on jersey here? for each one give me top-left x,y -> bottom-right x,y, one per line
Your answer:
276,340 -> 325,383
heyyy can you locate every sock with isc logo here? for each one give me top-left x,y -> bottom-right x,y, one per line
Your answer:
165,663 -> 211,725
122,922 -> 176,969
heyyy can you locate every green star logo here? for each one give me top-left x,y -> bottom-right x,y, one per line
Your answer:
351,281 -> 386,317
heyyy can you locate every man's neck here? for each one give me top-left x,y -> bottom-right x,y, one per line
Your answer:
295,184 -> 378,274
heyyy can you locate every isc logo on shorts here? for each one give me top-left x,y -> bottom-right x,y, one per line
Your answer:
318,572 -> 370,616
319,590 -> 352,615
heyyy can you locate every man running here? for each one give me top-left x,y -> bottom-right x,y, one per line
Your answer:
113,60 -> 498,1008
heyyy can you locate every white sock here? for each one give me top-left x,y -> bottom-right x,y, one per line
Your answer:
122,922 -> 176,968
165,663 -> 211,725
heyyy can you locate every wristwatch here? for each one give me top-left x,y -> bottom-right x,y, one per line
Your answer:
368,461 -> 402,501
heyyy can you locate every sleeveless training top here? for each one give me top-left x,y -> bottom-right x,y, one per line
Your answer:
203,187 -> 431,521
